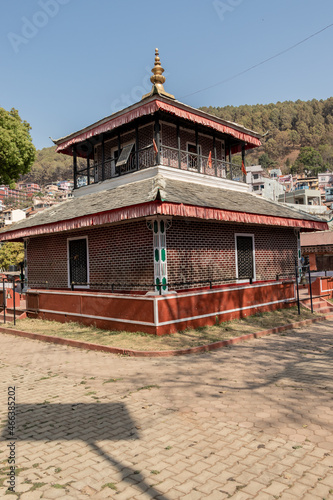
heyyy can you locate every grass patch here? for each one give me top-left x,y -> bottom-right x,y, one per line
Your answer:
30,482 -> 47,491
103,378 -> 122,384
4,307 -> 317,351
102,483 -> 117,490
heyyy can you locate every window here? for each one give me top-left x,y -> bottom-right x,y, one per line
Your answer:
253,173 -> 259,180
68,237 -> 89,287
113,143 -> 135,175
187,143 -> 201,171
235,234 -> 255,280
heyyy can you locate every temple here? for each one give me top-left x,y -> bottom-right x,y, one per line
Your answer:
0,50 -> 328,334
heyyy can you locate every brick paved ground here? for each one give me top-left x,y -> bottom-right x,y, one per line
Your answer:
0,319 -> 332,499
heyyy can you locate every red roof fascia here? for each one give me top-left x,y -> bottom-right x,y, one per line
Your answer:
156,203 -> 328,231
56,100 -> 261,156
0,202 -> 157,242
0,201 -> 327,242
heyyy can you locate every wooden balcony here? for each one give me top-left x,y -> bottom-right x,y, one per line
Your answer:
74,145 -> 245,189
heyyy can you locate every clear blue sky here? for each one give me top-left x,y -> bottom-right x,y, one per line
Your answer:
1,0 -> 333,150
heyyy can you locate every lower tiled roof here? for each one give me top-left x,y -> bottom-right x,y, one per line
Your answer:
0,174 -> 327,240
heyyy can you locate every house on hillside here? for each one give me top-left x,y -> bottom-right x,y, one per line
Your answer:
2,208 -> 26,226
246,165 -> 285,201
0,50 -> 328,335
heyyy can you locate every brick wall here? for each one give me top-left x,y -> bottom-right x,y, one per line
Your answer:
139,124 -> 154,149
166,219 -> 297,288
26,217 -> 297,292
27,221 -> 154,290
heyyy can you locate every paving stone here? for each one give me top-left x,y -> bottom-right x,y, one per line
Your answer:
20,492 -> 44,500
0,319 -> 333,499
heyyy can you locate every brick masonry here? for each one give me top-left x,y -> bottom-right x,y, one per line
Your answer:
167,219 -> 297,287
27,221 -> 154,290
26,217 -> 297,291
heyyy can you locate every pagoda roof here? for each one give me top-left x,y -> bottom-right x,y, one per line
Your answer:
53,95 -> 262,157
0,172 -> 327,241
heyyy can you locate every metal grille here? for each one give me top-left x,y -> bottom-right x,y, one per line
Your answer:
237,236 -> 253,279
69,239 -> 88,284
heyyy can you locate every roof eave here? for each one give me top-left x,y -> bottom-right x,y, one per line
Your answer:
54,94 -> 262,150
0,200 -> 328,242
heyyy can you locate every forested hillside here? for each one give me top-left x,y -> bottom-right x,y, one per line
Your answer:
201,97 -> 333,173
20,146 -> 73,185
21,97 -> 333,186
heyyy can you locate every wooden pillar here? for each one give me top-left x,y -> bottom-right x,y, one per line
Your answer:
242,143 -> 246,181
228,144 -> 232,180
195,126 -> 200,173
177,122 -> 181,169
135,124 -> 139,171
117,131 -> 121,157
72,146 -> 77,189
101,134 -> 105,181
213,133 -> 217,176
154,115 -> 161,165
86,140 -> 92,185
87,156 -> 90,185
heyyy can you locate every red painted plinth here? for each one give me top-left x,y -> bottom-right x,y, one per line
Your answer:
26,280 -> 296,335
309,277 -> 333,298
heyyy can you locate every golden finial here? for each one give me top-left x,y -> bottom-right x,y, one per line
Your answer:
142,48 -> 175,100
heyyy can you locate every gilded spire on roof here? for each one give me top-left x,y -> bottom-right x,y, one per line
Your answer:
142,48 -> 175,100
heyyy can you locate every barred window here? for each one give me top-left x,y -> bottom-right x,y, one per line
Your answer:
68,237 -> 89,287
236,235 -> 255,280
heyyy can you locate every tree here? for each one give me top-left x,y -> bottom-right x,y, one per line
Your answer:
258,153 -> 276,169
0,107 -> 36,186
292,146 -> 325,175
0,242 -> 24,271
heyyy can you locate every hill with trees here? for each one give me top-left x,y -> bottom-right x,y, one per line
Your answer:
200,97 -> 333,174
20,146 -> 74,186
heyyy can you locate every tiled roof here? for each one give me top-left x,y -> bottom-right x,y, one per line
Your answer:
301,230 -> 333,246
0,174 -> 327,240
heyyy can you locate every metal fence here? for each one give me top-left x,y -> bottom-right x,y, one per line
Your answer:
75,145 -> 245,188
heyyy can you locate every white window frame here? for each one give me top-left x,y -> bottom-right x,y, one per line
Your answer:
235,233 -> 256,282
67,236 -> 90,289
186,142 -> 202,171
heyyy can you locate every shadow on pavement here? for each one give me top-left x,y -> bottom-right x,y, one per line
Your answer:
1,403 -> 169,500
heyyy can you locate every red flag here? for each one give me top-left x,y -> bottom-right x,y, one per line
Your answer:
208,151 -> 212,168
153,139 -> 158,154
242,160 -> 247,176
